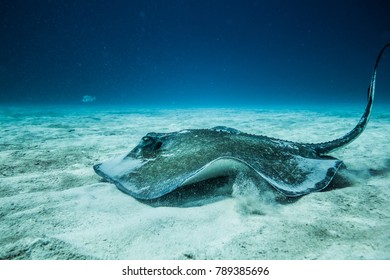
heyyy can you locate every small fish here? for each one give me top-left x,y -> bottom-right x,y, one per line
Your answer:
82,95 -> 96,102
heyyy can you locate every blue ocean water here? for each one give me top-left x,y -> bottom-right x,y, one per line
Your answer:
1,0 -> 390,107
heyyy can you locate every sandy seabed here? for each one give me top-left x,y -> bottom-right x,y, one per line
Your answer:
0,104 -> 389,260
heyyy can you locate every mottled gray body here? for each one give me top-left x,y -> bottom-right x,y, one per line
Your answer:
95,127 -> 342,199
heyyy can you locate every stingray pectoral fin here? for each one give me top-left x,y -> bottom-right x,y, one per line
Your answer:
94,156 -> 249,200
94,153 -> 343,199
93,155 -> 154,199
94,154 -> 209,200
250,156 -> 344,197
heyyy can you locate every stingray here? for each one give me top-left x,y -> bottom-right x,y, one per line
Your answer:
94,44 -> 389,200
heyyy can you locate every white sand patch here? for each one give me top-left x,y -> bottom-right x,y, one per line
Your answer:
0,105 -> 389,259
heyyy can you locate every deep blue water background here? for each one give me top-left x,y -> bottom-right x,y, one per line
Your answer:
1,0 -> 390,107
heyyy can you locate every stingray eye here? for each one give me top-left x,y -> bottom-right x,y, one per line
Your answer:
154,141 -> 162,150
142,136 -> 152,142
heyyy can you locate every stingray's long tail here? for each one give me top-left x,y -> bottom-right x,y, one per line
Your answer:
312,44 -> 390,155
